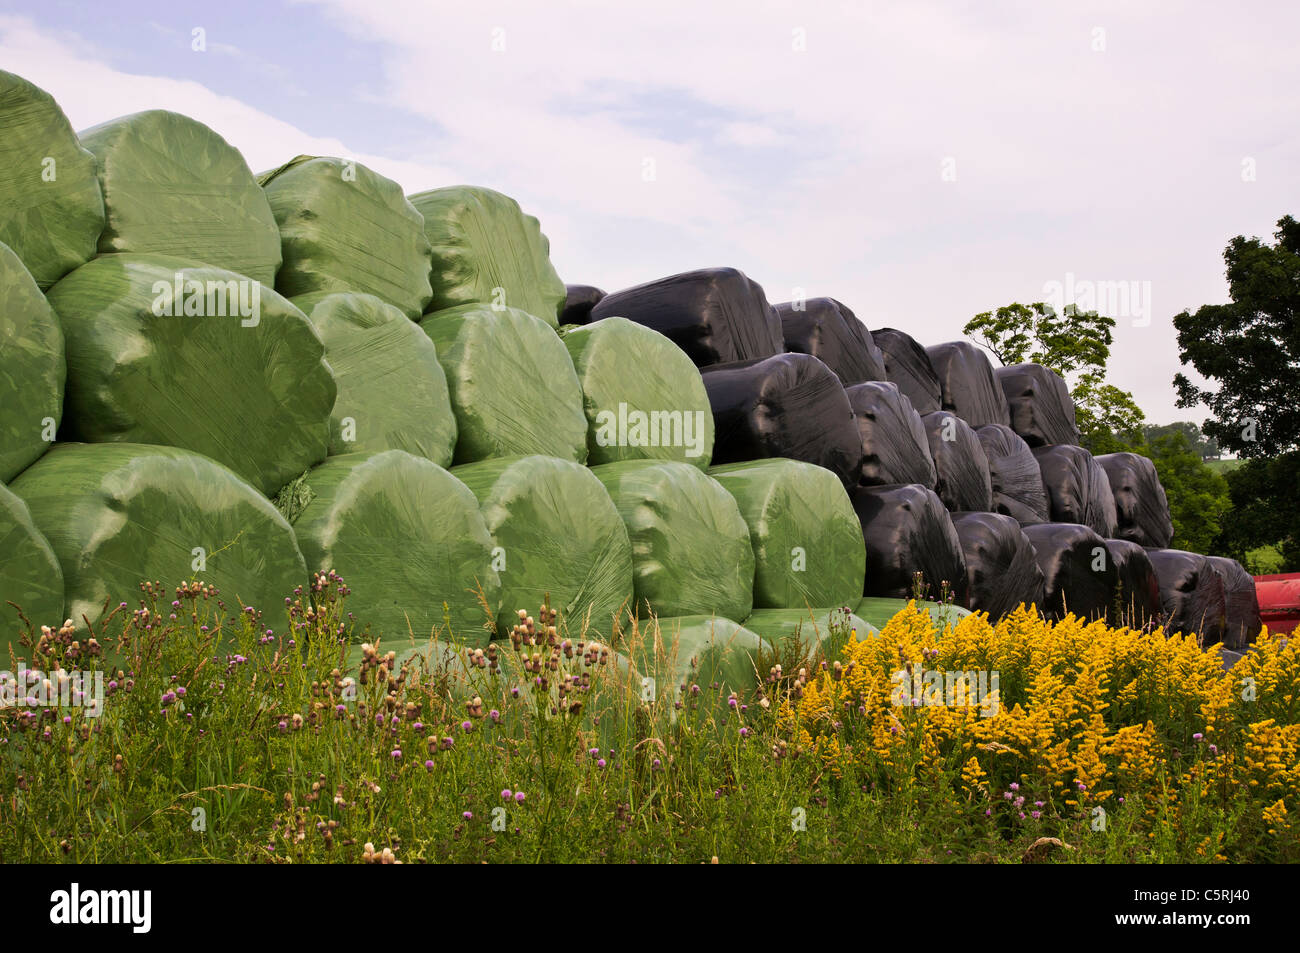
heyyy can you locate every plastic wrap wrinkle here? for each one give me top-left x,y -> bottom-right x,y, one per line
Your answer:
590,267 -> 783,367
870,327 -> 942,415
701,353 -> 864,489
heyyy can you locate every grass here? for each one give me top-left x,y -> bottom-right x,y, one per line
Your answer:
1,574 -> 1296,864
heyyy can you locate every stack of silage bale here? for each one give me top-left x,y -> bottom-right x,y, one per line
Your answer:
0,67 -> 1258,664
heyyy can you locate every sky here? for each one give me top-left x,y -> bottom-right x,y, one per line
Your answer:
2,0 -> 1296,425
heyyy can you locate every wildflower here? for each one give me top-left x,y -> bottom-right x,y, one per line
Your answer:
424,760 -> 434,772
461,721 -> 473,732
391,749 -> 402,760
514,792 -> 525,804
490,709 -> 501,723
462,812 -> 472,820
501,789 -> 512,800
597,759 -> 607,769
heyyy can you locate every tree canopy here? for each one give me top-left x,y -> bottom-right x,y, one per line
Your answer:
1173,214 -> 1300,458
963,302 -> 1145,453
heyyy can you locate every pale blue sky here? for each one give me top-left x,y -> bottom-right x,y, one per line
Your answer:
4,0 -> 1298,424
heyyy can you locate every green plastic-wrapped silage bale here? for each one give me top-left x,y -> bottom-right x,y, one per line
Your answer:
420,305 -> 588,465
742,607 -> 877,654
0,70 -> 105,290
854,597 -> 971,633
562,317 -> 714,468
408,185 -> 566,325
290,451 -> 500,647
260,156 -> 432,319
620,615 -> 764,698
0,482 -> 65,632
453,455 -> 633,639
0,242 -> 64,482
591,460 -> 754,621
46,253 -> 336,497
292,292 -> 456,464
9,443 -> 308,629
708,459 -> 865,610
78,110 -> 282,286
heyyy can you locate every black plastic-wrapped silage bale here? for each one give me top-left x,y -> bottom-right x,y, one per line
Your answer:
995,363 -> 1080,448
950,511 -> 1045,620
1102,538 -> 1163,628
845,382 -> 937,488
775,297 -> 887,386
871,328 -> 942,415
849,484 -> 968,604
1096,452 -> 1175,548
561,284 -> 606,325
0,70 -> 104,289
1205,556 -> 1260,650
589,267 -> 783,368
701,353 -> 863,489
921,411 -> 993,512
976,424 -> 1049,524
1145,548 -> 1227,644
925,341 -> 1011,429
1032,444 -> 1118,537
1020,523 -> 1116,622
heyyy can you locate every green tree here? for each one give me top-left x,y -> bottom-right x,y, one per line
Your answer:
1144,428 -> 1231,555
1215,454 -> 1300,572
1143,422 -> 1219,459
964,302 -> 1145,453
1173,215 -> 1300,570
1173,215 -> 1300,459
